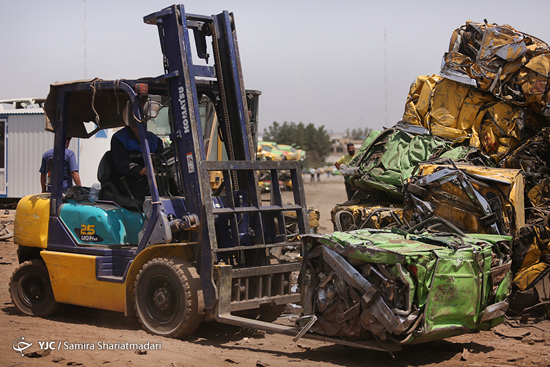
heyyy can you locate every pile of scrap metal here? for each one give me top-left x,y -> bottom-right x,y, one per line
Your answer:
285,207 -> 320,242
331,204 -> 403,232
402,143 -> 549,316
299,222 -> 512,350
441,20 -> 550,118
509,199 -> 550,315
332,122 -> 496,232
404,164 -> 525,236
403,20 -> 550,164
402,74 -> 548,165
325,20 -> 550,338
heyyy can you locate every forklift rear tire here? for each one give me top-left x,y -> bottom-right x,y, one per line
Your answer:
9,259 -> 59,317
134,257 -> 204,338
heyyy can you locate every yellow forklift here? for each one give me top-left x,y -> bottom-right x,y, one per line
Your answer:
11,4 -> 308,338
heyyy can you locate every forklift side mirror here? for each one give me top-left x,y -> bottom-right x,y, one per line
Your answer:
143,99 -> 161,119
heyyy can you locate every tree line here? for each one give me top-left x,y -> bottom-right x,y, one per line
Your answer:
262,121 -> 331,167
262,122 -> 372,167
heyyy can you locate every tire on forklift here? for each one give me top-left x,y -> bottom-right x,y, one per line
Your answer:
134,257 -> 204,338
9,259 -> 59,317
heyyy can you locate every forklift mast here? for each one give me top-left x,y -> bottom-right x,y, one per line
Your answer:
143,5 -> 308,312
144,6 -> 253,206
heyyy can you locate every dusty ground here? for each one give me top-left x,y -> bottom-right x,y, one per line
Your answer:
1,175 -> 550,366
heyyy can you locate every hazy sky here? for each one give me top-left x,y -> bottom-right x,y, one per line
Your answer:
1,0 -> 549,134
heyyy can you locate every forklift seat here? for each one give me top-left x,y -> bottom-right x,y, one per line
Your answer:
97,151 -> 144,211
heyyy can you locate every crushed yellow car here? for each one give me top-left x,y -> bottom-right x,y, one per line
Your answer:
442,20 -> 550,118
404,164 -> 525,236
402,75 -> 545,163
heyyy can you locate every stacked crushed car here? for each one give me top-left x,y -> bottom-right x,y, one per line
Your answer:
300,225 -> 512,348
301,20 -> 550,348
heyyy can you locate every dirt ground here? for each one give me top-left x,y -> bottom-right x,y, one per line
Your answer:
1,175 -> 550,367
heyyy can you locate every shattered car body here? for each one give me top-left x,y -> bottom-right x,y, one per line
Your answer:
402,75 -> 547,164
503,127 -> 550,201
512,208 -> 550,292
300,226 -> 512,349
404,164 -> 525,236
441,20 -> 550,118
285,207 -> 320,242
343,124 -> 485,201
334,122 -> 499,234
331,204 -> 403,232
509,204 -> 550,315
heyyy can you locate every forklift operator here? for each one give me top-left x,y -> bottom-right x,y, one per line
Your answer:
110,125 -> 163,200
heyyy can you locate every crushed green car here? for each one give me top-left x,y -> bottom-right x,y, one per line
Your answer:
299,220 -> 512,350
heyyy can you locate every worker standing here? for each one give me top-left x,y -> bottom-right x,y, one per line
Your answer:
335,143 -> 357,200
39,138 -> 81,193
309,168 -> 315,182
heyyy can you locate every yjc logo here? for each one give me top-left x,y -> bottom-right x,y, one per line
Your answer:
38,341 -> 57,350
13,336 -> 33,356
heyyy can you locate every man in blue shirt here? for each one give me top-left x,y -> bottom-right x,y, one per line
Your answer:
39,138 -> 81,193
110,125 -> 163,200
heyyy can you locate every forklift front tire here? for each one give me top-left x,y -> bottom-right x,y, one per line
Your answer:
134,257 -> 204,338
9,259 -> 59,317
